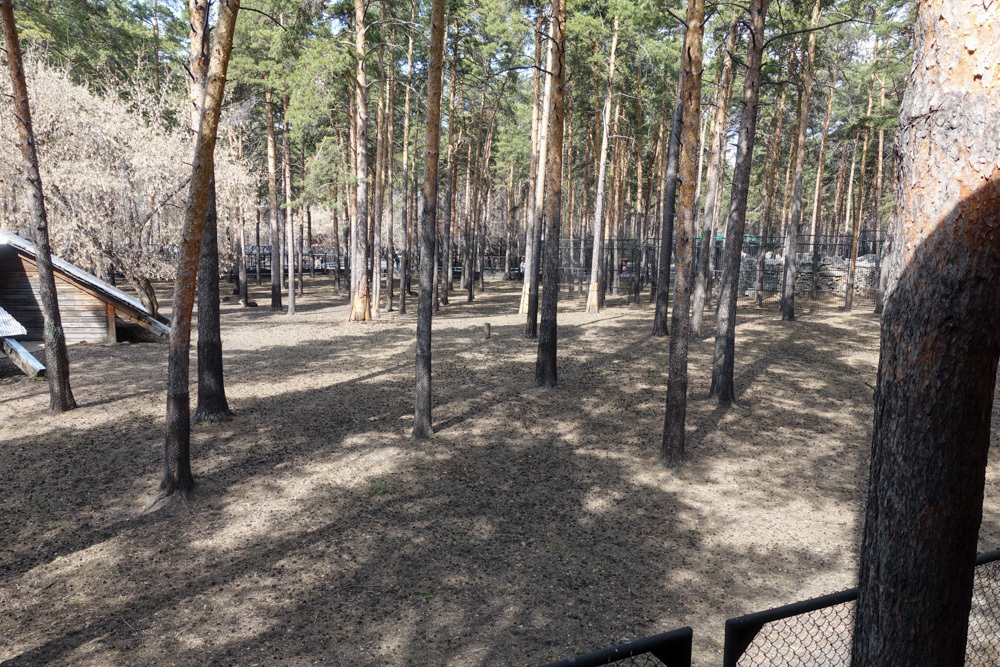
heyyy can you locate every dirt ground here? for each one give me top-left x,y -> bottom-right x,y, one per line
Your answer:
3,275 -> 1000,666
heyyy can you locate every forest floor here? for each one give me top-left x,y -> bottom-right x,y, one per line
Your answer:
3,275 -> 1000,666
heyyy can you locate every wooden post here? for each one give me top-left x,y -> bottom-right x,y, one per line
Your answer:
106,303 -> 117,343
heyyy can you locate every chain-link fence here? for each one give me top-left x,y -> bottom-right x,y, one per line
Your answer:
722,548 -> 1000,667
543,627 -> 692,667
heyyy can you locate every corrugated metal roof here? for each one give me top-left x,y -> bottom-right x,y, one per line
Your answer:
0,228 -> 170,336
0,305 -> 28,338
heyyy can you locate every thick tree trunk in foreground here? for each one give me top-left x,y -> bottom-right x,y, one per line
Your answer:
412,0 -> 445,440
781,0 -> 821,321
534,0 -> 566,388
709,0 -> 767,405
156,0 -> 239,506
652,99 -> 682,337
1,0 -> 76,412
661,0 -> 705,468
585,17 -> 619,314
852,1 -> 1000,663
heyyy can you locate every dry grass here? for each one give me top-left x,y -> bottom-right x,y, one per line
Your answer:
2,275 -> 999,666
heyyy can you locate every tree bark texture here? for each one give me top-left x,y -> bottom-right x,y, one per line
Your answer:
652,100 -> 683,338
809,62 -> 837,299
661,0 -> 704,468
159,0 -> 239,504
846,47 -> 878,312
1,0 -> 76,412
350,0 -> 371,321
412,0 -> 445,440
709,0 -> 767,405
781,0 -> 821,321
282,95 -> 296,315
525,27 -> 554,335
534,0 -> 566,388
189,0 -> 230,421
265,84 -> 282,311
585,16 -> 619,314
691,19 -> 736,339
852,1 -> 1000,663
519,12 -> 544,317
398,0 -> 415,314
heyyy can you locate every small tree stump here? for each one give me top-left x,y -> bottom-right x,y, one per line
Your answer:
483,322 -> 491,340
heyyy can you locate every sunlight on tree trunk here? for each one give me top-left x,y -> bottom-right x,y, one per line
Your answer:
1,0 -> 76,413
154,0 -> 240,509
852,1 -> 1000,662
412,0 -> 446,440
660,0 -> 704,469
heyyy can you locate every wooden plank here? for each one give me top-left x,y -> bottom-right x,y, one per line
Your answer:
106,304 -> 116,343
1,337 -> 46,378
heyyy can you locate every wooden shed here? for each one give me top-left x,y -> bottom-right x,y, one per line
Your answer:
0,228 -> 168,356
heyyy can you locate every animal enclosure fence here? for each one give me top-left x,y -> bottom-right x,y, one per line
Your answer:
541,548 -> 1000,667
550,232 -> 884,311
722,547 -> 1000,666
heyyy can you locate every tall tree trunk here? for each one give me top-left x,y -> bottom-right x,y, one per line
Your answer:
238,202 -> 248,304
520,11 -> 544,316
852,1 -> 1000,661
413,0 -> 446,440
525,20 -> 554,334
398,0 -> 415,314
255,205 -> 261,285
332,162 -> 343,295
661,0 -> 705,468
709,0 -> 767,405
652,90 -> 683,337
809,62 -> 837,299
534,0 -> 566,387
371,32 -> 387,318
282,95 -> 297,315
350,0 -> 371,321
442,21 -> 461,302
153,0 -> 239,506
691,17 -> 737,338
846,45 -> 878,311
188,0 -> 232,422
505,162 -> 514,279
755,62 -> 790,306
780,0 -> 821,321
265,82 -> 282,310
585,16 -> 619,314
873,75 -> 888,314
1,0 -> 76,412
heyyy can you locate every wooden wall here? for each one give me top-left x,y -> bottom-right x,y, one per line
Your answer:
0,245 -> 112,344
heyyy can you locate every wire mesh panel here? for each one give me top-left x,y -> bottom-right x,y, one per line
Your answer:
733,599 -> 855,666
542,627 -> 692,667
968,550 -> 1000,665
724,549 -> 1000,667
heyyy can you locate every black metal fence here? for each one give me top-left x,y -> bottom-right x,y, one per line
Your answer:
547,232 -> 884,310
543,627 -> 693,667
721,547 -> 1000,667
541,548 -> 1000,667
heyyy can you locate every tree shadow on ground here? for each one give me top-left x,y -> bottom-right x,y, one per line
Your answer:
2,277 -> 995,666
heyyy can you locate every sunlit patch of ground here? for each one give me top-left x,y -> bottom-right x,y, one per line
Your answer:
2,276 -> 999,666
